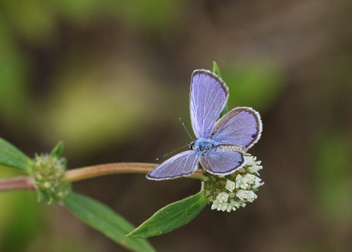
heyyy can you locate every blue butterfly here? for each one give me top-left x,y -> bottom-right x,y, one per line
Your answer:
147,69 -> 262,180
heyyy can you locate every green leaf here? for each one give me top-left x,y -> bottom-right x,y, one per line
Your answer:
128,190 -> 208,239
50,141 -> 64,158
212,61 -> 222,78
213,61 -> 228,118
0,138 -> 33,173
63,192 -> 155,252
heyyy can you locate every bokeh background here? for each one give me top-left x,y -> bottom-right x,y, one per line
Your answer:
1,0 -> 352,251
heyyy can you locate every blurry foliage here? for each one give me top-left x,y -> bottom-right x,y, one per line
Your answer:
1,0 -> 183,37
314,130 -> 352,225
0,20 -> 33,126
222,59 -> 285,113
114,0 -> 183,30
0,0 -> 186,156
38,62 -> 186,155
0,169 -> 41,251
2,1 -> 57,43
28,238 -> 95,252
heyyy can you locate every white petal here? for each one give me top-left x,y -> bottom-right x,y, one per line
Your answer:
236,190 -> 247,200
246,191 -> 257,202
252,177 -> 264,188
243,174 -> 256,184
216,192 -> 229,203
211,199 -> 220,210
225,180 -> 236,192
219,202 -> 228,211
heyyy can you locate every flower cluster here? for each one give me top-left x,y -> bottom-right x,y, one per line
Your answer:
32,153 -> 71,204
202,154 -> 264,212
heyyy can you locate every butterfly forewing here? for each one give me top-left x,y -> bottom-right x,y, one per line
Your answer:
211,107 -> 262,149
147,150 -> 201,180
199,150 -> 245,175
190,70 -> 229,139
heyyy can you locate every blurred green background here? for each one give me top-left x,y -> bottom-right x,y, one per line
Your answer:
1,0 -> 352,251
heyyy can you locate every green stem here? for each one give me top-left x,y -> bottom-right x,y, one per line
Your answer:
0,176 -> 36,191
64,162 -> 204,182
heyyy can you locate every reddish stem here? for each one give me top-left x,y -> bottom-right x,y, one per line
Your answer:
0,176 -> 36,192
64,162 -> 204,182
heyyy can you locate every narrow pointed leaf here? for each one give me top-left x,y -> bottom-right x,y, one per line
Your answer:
63,192 -> 155,252
128,191 -> 208,238
50,141 -> 64,158
0,138 -> 33,173
212,62 -> 228,118
212,61 -> 222,78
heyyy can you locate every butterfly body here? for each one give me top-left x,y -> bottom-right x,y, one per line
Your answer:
192,138 -> 218,152
147,69 -> 262,180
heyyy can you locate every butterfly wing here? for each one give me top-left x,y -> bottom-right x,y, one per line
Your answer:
199,149 -> 245,175
211,107 -> 262,149
190,70 -> 229,139
146,150 -> 201,180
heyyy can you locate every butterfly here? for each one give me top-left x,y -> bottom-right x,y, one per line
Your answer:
147,69 -> 262,180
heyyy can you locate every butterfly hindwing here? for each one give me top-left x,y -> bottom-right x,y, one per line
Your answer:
199,150 -> 245,175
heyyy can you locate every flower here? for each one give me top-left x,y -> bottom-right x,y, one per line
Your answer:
243,174 -> 256,184
246,191 -> 257,202
32,153 -> 70,204
202,153 -> 264,213
235,174 -> 248,189
245,154 -> 263,173
252,176 -> 264,189
216,192 -> 229,202
225,180 -> 236,192
211,199 -> 220,210
236,189 -> 247,200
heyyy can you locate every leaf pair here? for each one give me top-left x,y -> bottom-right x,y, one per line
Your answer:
0,138 -> 154,251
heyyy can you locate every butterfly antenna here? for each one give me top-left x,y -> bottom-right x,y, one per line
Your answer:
156,144 -> 190,160
156,118 -> 194,161
179,118 -> 194,141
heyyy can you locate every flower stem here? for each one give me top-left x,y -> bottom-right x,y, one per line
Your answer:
0,176 -> 36,192
64,162 -> 204,182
